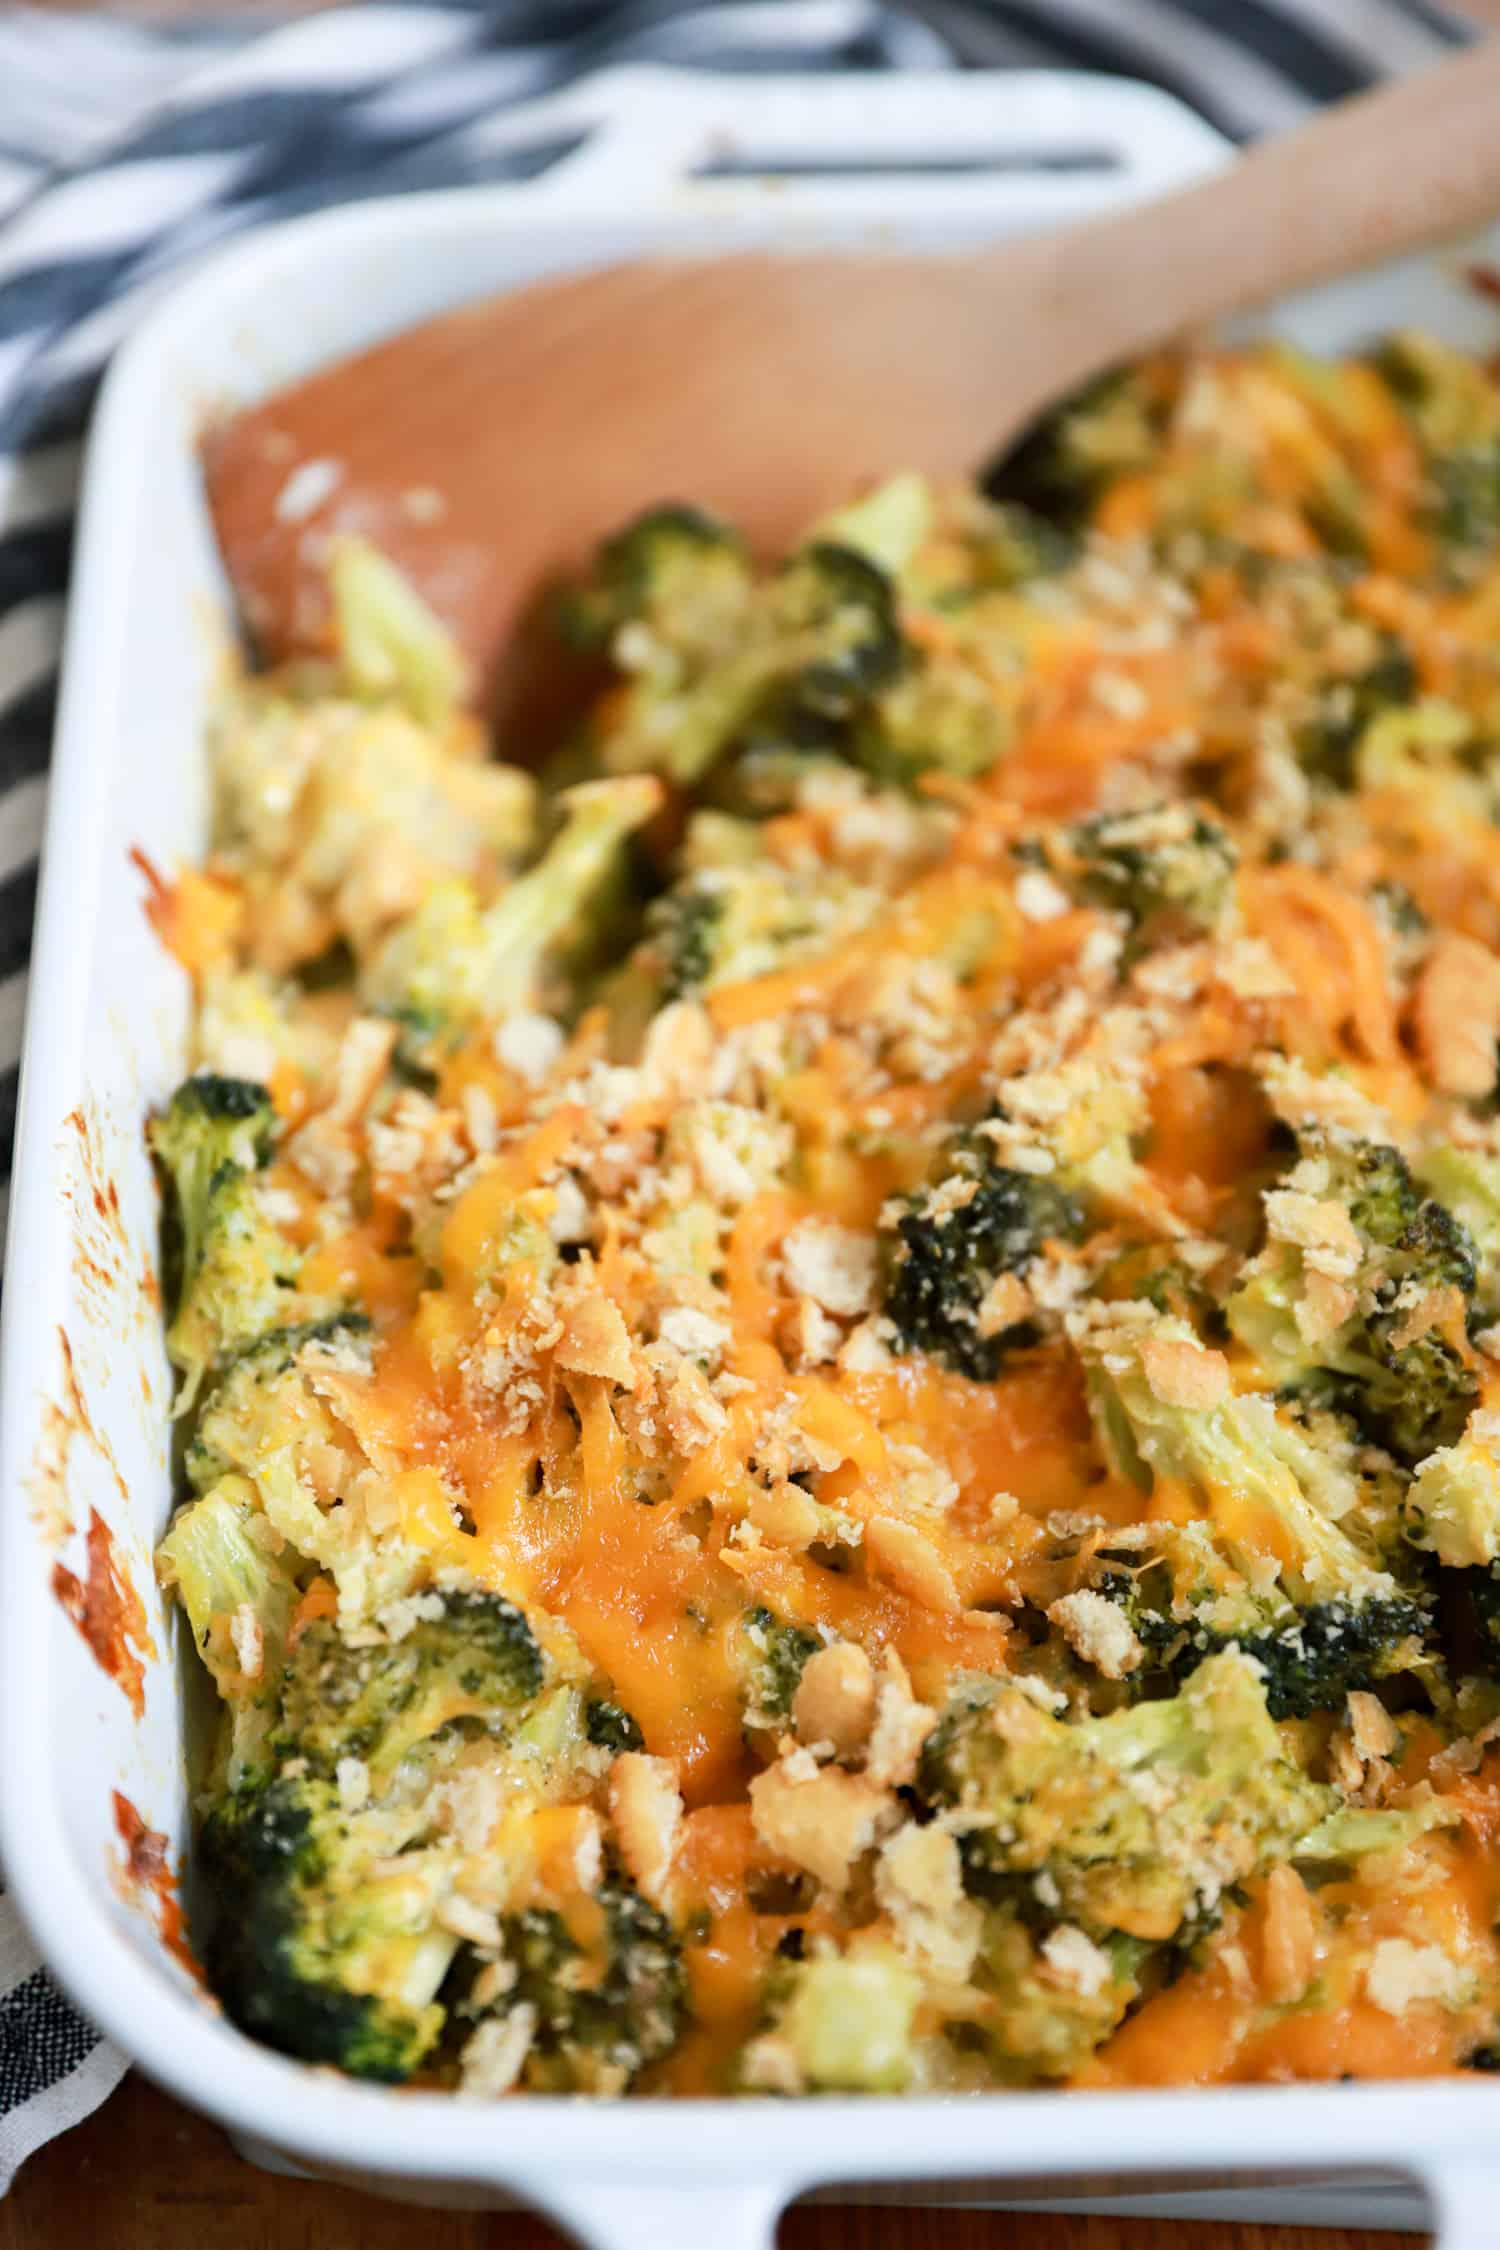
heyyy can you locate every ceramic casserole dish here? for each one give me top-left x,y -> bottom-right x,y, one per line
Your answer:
3,57 -> 1497,2247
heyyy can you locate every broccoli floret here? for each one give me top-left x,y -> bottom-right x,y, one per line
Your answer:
1090,1242 -> 1222,1329
1433,446 -> 1500,559
278,1592 -> 544,1779
1466,1563 -> 1500,1674
1403,1410 -> 1500,1570
1294,639 -> 1418,791
963,500 -> 1077,590
1055,801 -> 1237,953
641,857 -> 876,1005
854,653 -> 1008,787
582,532 -> 904,787
212,680 -> 538,978
882,1067 -> 1189,1383
1074,1304 -> 1419,1619
759,543 -> 905,727
1372,332 -> 1498,447
739,1943 -> 922,2092
882,1138 -> 1085,1381
1374,331 -> 1500,575
1349,698 -> 1496,836
328,536 -> 469,725
1416,1144 -> 1500,1317
585,1699 -> 645,1755
809,474 -> 934,579
1227,1130 -> 1478,1466
983,368 -> 1162,530
179,1318 -> 477,1633
653,884 -> 726,1001
737,1607 -> 822,1732
184,1315 -> 371,1496
156,1473 -> 300,1783
199,1772 -> 453,2079
149,1074 -> 305,1409
965,1912 -> 1148,2084
558,505 -> 752,654
196,1585 -> 553,2081
918,1651 -> 1332,1943
1094,1527 -> 1430,1719
496,1878 -> 685,2093
361,775 -> 661,1064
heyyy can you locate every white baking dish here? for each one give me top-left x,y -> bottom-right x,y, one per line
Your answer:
3,57 -> 1498,2249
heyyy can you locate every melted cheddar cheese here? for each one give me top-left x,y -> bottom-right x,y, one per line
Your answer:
156,335 -> 1500,2101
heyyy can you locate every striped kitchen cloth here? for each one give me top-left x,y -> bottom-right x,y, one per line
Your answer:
0,0 -> 1470,2195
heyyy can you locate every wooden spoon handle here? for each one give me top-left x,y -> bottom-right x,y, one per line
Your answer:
999,39 -> 1500,391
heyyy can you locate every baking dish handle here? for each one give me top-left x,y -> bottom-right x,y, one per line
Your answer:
469,63 -> 1229,218
1428,2160 -> 1500,2250
518,2173 -> 794,2250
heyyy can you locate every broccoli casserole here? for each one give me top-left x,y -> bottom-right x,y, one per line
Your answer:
154,332 -> 1500,2097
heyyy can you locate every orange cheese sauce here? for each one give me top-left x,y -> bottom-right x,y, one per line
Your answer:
1082,1827 -> 1500,2088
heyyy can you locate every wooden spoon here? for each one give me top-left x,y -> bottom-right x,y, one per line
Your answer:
208,39 -> 1500,725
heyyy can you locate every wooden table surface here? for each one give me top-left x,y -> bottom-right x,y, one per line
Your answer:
0,2068 -> 1426,2250
14,1 -> 1500,2242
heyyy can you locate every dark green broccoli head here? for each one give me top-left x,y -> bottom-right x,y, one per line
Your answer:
1455,1561 -> 1500,1676
1318,1134 -> 1430,1249
1363,1320 -> 1477,1469
149,1073 -> 302,1408
500,1878 -> 684,2093
762,542 -> 904,726
277,1592 -> 544,1779
585,1699 -> 645,1755
1095,1552 -> 1431,1720
1246,1595 -> 1432,1719
881,1136 -> 1086,1381
982,368 -> 1162,531
1230,1131 -> 1478,1468
1324,1146 -> 1476,1465
150,1074 -> 276,1283
559,505 -> 751,652
650,882 -> 726,1001
1295,639 -> 1418,791
195,1584 -> 560,2082
737,1606 -> 821,1730
1416,1146 -> 1500,1320
1060,802 -> 1237,949
570,525 -> 906,787
1372,333 -> 1500,576
198,1773 -> 449,2081
1328,1145 -> 1477,1466
161,1072 -> 277,1135
966,500 -> 1077,589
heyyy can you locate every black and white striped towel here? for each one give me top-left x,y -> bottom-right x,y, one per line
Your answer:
0,0 -> 1468,2194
